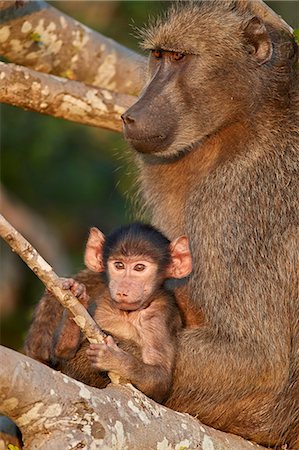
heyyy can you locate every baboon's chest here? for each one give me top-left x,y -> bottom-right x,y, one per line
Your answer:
139,144 -> 221,239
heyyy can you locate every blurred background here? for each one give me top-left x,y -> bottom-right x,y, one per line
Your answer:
1,1 -> 298,351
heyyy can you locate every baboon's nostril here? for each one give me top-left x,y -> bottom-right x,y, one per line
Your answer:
121,112 -> 135,125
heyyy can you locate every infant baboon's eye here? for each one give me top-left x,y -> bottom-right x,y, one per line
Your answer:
114,261 -> 125,270
134,264 -> 146,272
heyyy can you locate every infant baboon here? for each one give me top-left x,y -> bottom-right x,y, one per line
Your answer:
52,222 -> 192,402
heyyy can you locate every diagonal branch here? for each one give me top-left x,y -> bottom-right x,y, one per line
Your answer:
0,61 -> 135,132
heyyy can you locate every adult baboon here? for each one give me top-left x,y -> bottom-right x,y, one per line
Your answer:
25,1 -> 298,447
121,1 -> 299,447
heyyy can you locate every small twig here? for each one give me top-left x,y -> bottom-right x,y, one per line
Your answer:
0,213 -> 107,344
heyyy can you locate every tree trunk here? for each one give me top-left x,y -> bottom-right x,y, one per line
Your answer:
0,346 -> 266,450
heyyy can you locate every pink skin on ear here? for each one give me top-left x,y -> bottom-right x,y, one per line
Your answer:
167,235 -> 192,279
84,227 -> 106,273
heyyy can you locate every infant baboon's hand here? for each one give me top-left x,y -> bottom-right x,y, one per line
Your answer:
86,336 -> 123,372
60,277 -> 89,307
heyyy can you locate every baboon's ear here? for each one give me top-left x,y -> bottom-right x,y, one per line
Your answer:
243,16 -> 272,65
84,227 -> 105,273
167,235 -> 193,279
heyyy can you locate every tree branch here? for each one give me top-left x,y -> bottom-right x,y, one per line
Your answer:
0,0 -> 146,95
0,61 -> 135,132
0,214 -> 106,344
0,346 -> 266,450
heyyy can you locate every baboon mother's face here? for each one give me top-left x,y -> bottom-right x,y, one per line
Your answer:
122,2 -> 274,158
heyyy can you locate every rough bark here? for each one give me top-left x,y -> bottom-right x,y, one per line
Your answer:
0,61 -> 135,132
0,214 -> 106,345
0,0 -> 146,95
0,346 -> 266,450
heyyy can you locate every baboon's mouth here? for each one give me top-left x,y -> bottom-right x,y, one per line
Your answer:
124,133 -> 169,154
114,300 -> 144,311
126,134 -> 166,143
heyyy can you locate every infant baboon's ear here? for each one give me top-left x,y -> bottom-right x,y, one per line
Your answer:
167,235 -> 192,279
84,227 -> 106,273
243,16 -> 272,65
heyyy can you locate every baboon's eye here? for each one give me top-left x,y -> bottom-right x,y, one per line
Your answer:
134,263 -> 146,272
172,52 -> 185,61
114,261 -> 125,270
152,49 -> 162,59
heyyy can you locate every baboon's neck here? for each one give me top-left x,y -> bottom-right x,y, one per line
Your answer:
136,117 -> 282,239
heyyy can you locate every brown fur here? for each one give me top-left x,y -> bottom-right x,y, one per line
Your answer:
121,1 -> 299,447
174,285 -> 204,328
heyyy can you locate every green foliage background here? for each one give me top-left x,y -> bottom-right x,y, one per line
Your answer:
1,1 -> 298,351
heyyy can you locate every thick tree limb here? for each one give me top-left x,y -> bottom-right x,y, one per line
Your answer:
0,0 -> 146,95
0,214 -> 106,344
0,346 -> 266,450
0,61 -> 135,132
